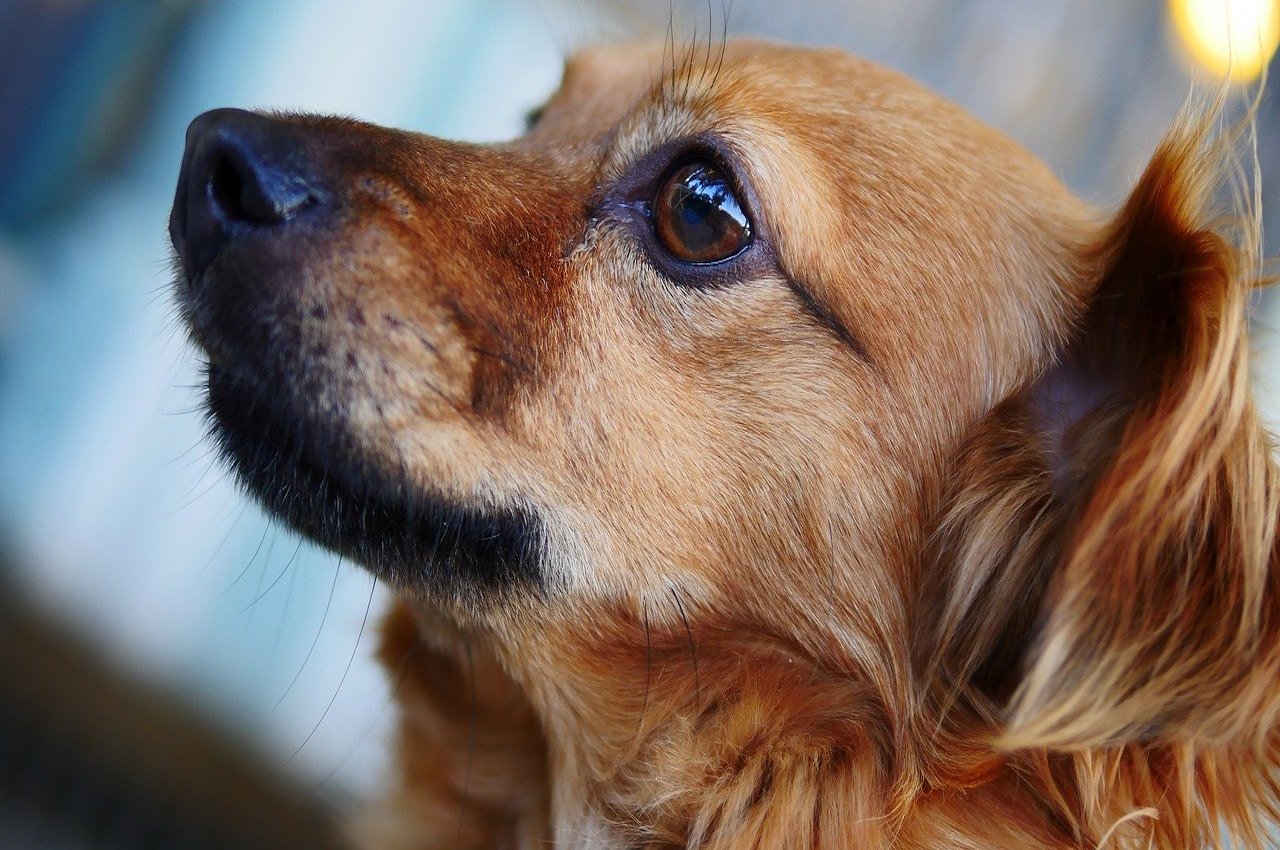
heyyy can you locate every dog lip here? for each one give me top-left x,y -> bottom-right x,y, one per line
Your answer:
169,171 -> 191,277
204,365 -> 547,596
172,279 -> 238,375
204,363 -> 398,531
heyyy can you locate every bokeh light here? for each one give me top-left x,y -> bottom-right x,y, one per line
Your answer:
1170,0 -> 1280,82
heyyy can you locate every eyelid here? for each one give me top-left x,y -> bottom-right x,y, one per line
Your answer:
601,134 -> 759,221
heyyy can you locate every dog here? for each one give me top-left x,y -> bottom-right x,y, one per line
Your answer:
170,37 -> 1280,849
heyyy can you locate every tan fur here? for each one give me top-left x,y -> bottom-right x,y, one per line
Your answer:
196,39 -> 1280,849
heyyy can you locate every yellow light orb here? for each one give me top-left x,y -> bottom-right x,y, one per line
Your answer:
1170,0 -> 1280,82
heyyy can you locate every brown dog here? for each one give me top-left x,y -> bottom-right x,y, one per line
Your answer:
171,38 -> 1280,849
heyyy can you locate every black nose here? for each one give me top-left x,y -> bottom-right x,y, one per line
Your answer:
170,108 -> 322,278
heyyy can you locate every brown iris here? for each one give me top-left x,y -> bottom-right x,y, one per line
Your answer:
653,161 -> 752,264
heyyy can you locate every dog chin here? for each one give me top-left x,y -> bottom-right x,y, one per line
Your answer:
202,363 -> 546,600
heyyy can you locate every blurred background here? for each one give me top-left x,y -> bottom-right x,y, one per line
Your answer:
0,0 -> 1277,847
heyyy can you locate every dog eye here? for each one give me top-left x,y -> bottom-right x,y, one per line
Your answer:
652,160 -> 752,264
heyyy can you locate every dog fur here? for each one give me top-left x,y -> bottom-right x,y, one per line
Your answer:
176,38 -> 1280,849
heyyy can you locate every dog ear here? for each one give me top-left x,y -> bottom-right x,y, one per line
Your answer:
1008,112 -> 1280,750
931,112 -> 1280,752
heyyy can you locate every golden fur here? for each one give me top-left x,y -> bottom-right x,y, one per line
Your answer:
178,38 -> 1280,849
352,44 -> 1279,848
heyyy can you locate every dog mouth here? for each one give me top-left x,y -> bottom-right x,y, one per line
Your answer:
202,362 -> 545,597
171,107 -> 548,598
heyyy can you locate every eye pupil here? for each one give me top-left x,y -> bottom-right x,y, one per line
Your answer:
654,161 -> 752,264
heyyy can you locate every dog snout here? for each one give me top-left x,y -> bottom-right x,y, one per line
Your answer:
170,108 -> 323,279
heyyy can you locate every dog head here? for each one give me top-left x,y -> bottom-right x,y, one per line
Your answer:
172,39 -> 1280,848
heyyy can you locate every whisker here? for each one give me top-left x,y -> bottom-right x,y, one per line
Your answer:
245,527 -> 283,621
269,547 -> 303,662
468,343 -> 529,376
633,599 -> 654,747
456,637 -> 478,848
197,501 -> 248,579
668,584 -> 700,704
289,573 -> 377,762
222,520 -> 272,595
713,0 -> 731,89
167,438 -> 214,468
241,536 -> 305,612
311,621 -> 427,795
169,453 -> 226,514
274,556 -> 343,709
664,0 -> 677,102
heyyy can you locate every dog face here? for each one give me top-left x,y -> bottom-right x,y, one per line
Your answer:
172,41 -> 1083,608
173,39 -> 1279,849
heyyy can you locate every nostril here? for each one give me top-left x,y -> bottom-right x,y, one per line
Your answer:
208,151 -> 254,222
205,145 -> 315,225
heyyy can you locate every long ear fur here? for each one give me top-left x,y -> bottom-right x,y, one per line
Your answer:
1006,111 -> 1280,750
925,105 -> 1280,846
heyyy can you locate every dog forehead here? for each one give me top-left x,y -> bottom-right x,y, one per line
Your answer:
534,39 -> 834,139
537,39 -> 1092,409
